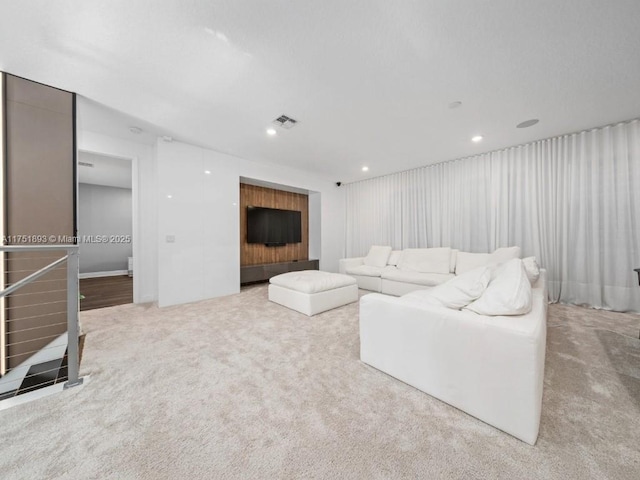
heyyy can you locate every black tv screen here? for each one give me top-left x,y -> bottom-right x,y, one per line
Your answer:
247,206 -> 302,246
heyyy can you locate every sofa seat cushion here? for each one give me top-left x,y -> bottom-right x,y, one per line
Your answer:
345,265 -> 390,277
270,270 -> 356,294
382,268 -> 454,286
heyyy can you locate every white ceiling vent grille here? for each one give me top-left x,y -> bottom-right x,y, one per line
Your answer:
78,161 -> 94,168
272,115 -> 298,129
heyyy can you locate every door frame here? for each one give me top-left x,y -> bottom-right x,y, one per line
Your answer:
77,149 -> 139,303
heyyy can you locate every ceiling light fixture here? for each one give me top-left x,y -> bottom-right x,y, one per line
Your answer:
517,119 -> 539,129
129,126 -> 142,134
266,128 -> 277,136
204,170 -> 211,175
471,135 -> 483,143
362,166 -> 369,172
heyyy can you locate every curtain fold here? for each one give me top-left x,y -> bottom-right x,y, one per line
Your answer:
345,120 -> 640,312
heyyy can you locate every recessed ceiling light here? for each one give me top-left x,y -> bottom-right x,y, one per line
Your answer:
129,126 -> 142,134
362,166 -> 369,172
167,194 -> 173,199
448,101 -> 462,109
266,128 -> 277,136
204,170 -> 211,175
517,119 -> 539,129
471,135 -> 483,143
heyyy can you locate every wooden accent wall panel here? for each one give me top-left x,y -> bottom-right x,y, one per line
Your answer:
240,183 -> 308,266
3,74 -> 75,370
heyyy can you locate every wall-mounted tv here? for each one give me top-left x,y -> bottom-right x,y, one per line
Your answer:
246,206 -> 302,246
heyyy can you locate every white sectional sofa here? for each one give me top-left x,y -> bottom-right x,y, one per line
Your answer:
359,258 -> 547,445
340,245 -> 521,296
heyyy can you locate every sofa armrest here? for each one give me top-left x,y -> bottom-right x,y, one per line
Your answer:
339,257 -> 365,274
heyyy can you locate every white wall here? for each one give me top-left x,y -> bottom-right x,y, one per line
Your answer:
308,192 -> 321,261
156,140 -> 345,307
77,127 -> 345,308
78,183 -> 133,274
156,142 -> 240,307
77,130 -> 157,304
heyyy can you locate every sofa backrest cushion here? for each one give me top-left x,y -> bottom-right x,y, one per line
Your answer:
398,247 -> 451,274
387,250 -> 402,266
401,266 -> 491,310
465,258 -> 532,316
492,246 -> 522,264
363,245 -> 392,268
455,252 -> 490,274
455,246 -> 521,275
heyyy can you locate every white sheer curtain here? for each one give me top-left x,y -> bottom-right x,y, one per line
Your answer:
345,120 -> 640,312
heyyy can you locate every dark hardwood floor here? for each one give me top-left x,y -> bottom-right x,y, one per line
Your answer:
80,275 -> 133,311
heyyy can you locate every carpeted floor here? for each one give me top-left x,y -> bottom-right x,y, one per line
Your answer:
1,285 -> 639,479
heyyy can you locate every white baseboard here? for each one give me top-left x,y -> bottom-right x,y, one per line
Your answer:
79,270 -> 129,279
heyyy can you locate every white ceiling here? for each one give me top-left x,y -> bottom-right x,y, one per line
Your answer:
1,1 -> 639,183
77,98 -> 158,146
78,151 -> 132,189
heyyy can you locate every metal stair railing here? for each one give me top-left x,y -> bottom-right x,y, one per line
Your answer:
0,245 -> 83,397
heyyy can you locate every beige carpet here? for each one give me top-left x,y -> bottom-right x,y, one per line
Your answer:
1,285 -> 639,479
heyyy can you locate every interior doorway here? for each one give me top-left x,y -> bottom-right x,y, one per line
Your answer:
77,151 -> 134,310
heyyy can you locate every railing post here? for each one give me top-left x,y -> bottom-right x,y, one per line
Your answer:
64,247 -> 83,389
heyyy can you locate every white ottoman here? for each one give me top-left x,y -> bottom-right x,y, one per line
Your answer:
269,270 -> 358,316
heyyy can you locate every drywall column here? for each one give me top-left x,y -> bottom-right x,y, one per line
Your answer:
2,73 -> 76,370
156,140 -> 240,307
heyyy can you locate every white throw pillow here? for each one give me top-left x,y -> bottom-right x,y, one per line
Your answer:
363,246 -> 392,268
465,258 -> 532,316
522,256 -> 540,285
398,248 -> 451,274
387,250 -> 402,266
402,266 -> 491,310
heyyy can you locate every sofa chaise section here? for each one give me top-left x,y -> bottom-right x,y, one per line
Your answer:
359,270 -> 547,445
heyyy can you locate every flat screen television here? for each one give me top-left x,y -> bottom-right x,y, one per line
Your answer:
246,206 -> 302,246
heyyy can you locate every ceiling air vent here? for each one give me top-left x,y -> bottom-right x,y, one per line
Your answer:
272,115 -> 298,129
78,161 -> 94,168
